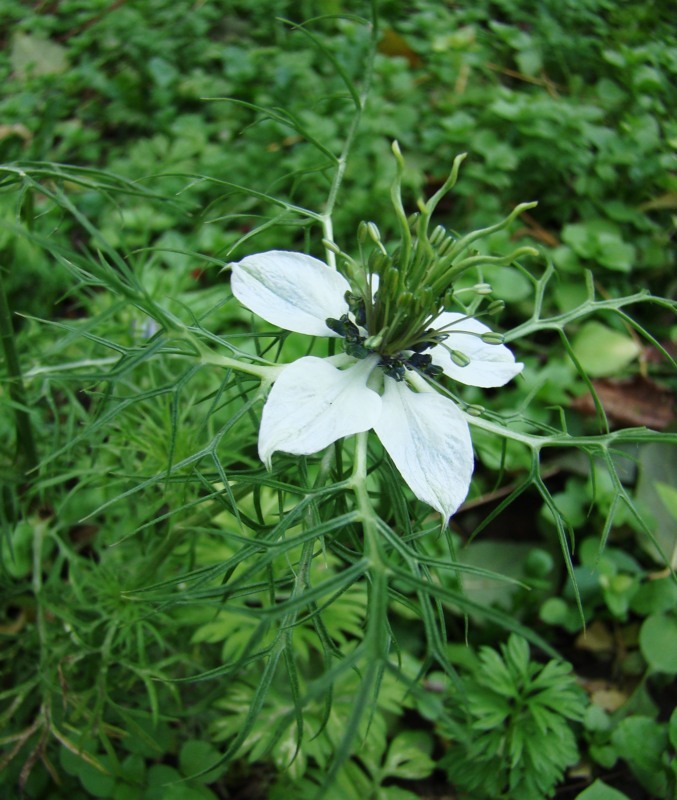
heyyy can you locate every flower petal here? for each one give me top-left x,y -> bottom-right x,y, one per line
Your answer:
230,250 -> 351,336
373,378 -> 474,519
430,312 -> 523,387
259,356 -> 381,466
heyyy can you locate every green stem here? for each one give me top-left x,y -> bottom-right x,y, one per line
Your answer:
320,8 -> 379,266
0,264 -> 38,474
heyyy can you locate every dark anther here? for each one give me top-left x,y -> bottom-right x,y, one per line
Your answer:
379,355 -> 406,382
406,353 -> 432,370
345,291 -> 367,327
424,364 -> 443,378
341,314 -> 361,341
346,341 -> 371,359
326,317 -> 347,336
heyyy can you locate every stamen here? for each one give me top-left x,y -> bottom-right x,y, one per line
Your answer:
449,350 -> 471,368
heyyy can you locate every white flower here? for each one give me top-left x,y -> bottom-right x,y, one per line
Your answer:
230,250 -> 523,520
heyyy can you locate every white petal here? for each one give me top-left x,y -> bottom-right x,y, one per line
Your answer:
259,356 -> 381,466
373,379 -> 474,519
230,250 -> 351,336
429,312 -> 524,388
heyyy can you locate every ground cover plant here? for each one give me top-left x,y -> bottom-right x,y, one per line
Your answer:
1,1 -> 676,799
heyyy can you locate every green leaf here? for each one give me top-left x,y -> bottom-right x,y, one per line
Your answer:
77,756 -> 117,798
382,731 -> 435,780
655,482 -> 677,521
11,32 -> 68,77
179,740 -> 225,784
575,779 -> 631,800
634,443 -> 677,568
639,614 -> 677,674
571,321 -> 641,377
611,717 -> 668,797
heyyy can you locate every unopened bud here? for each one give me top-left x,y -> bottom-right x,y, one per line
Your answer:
480,331 -> 505,345
466,404 -> 485,416
450,350 -> 471,367
473,283 -> 493,295
322,238 -> 341,254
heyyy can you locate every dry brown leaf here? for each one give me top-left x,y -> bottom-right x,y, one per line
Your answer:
571,375 -> 674,430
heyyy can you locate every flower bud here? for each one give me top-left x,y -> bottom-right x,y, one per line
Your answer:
322,238 -> 341,254
473,283 -> 493,295
465,404 -> 485,416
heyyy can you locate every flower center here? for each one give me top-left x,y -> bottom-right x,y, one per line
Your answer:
326,301 -> 445,382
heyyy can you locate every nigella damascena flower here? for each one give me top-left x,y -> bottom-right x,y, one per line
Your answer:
230,250 -> 523,520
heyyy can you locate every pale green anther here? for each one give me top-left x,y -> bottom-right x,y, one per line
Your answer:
366,221 -> 382,243
357,221 -> 370,245
430,225 -> 446,246
437,236 -> 455,257
466,404 -> 485,416
368,250 -> 390,275
364,329 -> 386,349
407,212 -> 419,231
480,331 -> 505,345
322,238 -> 342,255
487,299 -> 505,315
450,350 -> 471,367
473,283 -> 493,295
381,264 -> 400,291
417,285 -> 433,312
397,290 -> 414,308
